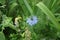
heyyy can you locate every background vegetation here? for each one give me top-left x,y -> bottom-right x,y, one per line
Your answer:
0,0 -> 60,40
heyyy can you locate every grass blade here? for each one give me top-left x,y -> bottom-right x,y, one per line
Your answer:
23,0 -> 34,15
36,2 -> 60,30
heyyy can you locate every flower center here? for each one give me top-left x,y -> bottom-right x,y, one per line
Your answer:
31,18 -> 33,20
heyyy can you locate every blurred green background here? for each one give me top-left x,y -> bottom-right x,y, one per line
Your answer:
0,0 -> 60,40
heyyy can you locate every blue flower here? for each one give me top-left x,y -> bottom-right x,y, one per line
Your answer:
26,16 -> 38,26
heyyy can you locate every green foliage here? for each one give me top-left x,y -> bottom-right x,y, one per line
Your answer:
0,32 -> 5,40
36,2 -> 60,30
0,0 -> 60,40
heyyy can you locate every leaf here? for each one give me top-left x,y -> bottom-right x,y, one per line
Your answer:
51,0 -> 57,8
0,32 -> 5,40
23,0 -> 34,15
2,15 -> 18,31
2,15 -> 12,27
0,0 -> 5,4
9,2 -> 18,13
36,2 -> 60,30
